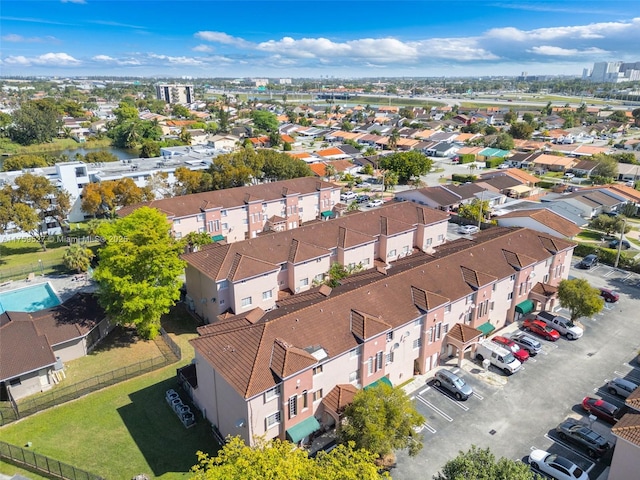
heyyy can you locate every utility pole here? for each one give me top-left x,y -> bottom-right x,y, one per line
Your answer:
614,217 -> 627,269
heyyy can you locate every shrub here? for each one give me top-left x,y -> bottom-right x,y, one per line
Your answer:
484,157 -> 503,168
459,154 -> 476,164
452,174 -> 477,183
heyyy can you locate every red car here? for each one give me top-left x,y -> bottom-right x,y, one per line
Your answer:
522,319 -> 560,341
599,288 -> 619,303
582,397 -> 620,425
491,336 -> 530,362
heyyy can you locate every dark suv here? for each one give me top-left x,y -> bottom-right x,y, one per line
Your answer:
555,418 -> 610,458
609,239 -> 631,250
577,254 -> 598,269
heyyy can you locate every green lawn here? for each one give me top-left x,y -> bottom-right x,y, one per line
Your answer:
0,365 -> 217,480
0,461 -> 52,480
576,230 -> 605,242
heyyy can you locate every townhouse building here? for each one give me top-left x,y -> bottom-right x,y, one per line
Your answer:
119,177 -> 341,242
183,226 -> 575,447
181,202 -> 450,322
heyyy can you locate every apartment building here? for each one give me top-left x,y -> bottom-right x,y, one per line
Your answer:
156,84 -> 194,104
181,202 -> 450,322
183,226 -> 575,447
119,177 -> 341,242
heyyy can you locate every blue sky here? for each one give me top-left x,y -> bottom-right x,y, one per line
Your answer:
1,0 -> 640,78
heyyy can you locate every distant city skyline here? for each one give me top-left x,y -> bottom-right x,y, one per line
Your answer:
1,0 -> 640,78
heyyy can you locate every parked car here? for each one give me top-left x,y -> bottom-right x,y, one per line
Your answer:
609,239 -> 631,250
555,418 -> 611,458
535,311 -> 583,340
576,254 -> 598,269
433,369 -> 473,400
458,225 -> 480,235
581,397 -> 620,425
356,194 -> 370,204
607,377 -> 639,398
564,172 -> 575,179
491,336 -> 529,362
475,341 -> 522,375
528,449 -> 589,480
510,332 -> 542,356
340,191 -> 357,201
497,163 -> 510,169
367,199 -> 384,208
522,319 -> 560,341
599,287 -> 619,303
356,182 -> 372,188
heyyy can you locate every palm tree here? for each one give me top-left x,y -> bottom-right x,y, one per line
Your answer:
63,244 -> 94,273
388,128 -> 400,151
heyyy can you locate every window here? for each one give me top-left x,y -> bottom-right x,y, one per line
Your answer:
376,351 -> 383,371
492,283 -> 497,291
314,273 -> 324,283
362,258 -> 370,266
174,232 -> 182,239
218,280 -> 229,290
490,301 -> 495,311
426,238 -> 433,246
445,304 -> 451,313
198,227 -> 205,233
313,389 -> 323,402
197,214 -> 204,221
313,365 -> 323,375
464,310 -> 473,323
543,274 -> 549,283
386,331 -> 394,342
518,282 -> 526,296
385,352 -> 394,365
262,290 -> 273,301
428,327 -> 434,344
402,245 -> 410,255
510,274 -> 516,282
435,322 -> 442,340
219,299 -> 225,305
288,395 -> 298,419
9,378 -> 21,386
412,338 -> 422,349
265,385 -> 281,401
367,357 -> 374,375
465,294 -> 475,305
350,347 -> 360,359
241,296 -> 252,307
222,223 -> 228,230
173,219 -> 181,225
414,317 -> 424,327
443,324 -> 449,334
243,218 -> 248,225
437,234 -> 444,241
300,277 -> 309,287
388,249 -> 397,258
266,411 -> 281,428
349,370 -> 359,382
507,292 -> 513,300
221,210 -> 228,217
302,391 -> 308,409
281,263 -> 288,271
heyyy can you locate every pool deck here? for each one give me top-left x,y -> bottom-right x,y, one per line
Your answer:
0,273 -> 96,303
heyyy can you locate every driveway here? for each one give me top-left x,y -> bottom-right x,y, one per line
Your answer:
393,263 -> 640,479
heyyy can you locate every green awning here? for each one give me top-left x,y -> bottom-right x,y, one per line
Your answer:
212,234 -> 225,242
286,416 -> 321,443
364,376 -> 393,391
477,322 -> 495,336
321,210 -> 333,218
515,299 -> 534,315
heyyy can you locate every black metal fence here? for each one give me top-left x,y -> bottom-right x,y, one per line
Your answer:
0,259 -> 65,282
0,441 -> 105,480
1,331 -> 182,426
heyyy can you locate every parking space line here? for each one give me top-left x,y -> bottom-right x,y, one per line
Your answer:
419,386 -> 430,395
615,370 -> 640,382
423,423 -> 436,434
594,389 -> 626,406
431,386 -> 470,411
415,396 -> 453,422
544,433 -> 598,466
472,392 -> 484,400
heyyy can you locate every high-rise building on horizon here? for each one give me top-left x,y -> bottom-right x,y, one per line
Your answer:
583,61 -> 640,83
156,83 -> 194,104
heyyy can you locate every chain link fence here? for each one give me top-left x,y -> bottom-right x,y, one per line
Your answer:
0,441 -> 105,480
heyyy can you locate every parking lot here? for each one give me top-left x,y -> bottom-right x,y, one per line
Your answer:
394,260 -> 640,480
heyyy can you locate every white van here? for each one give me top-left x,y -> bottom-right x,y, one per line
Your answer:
475,341 -> 522,375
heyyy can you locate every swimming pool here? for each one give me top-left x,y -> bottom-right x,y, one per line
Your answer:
0,282 -> 62,314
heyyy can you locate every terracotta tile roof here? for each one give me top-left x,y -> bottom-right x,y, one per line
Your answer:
183,202 -> 448,281
380,216 -> 414,237
446,323 -> 483,343
288,239 -> 330,264
118,177 -> 337,219
410,286 -> 449,312
498,209 -> 581,238
531,282 -> 558,297
502,249 -> 537,269
460,265 -> 497,288
410,186 -> 461,207
316,147 -> 346,157
532,154 -> 575,167
612,412 -> 640,446
269,338 -> 318,379
626,384 -> 640,412
0,311 -> 56,382
608,185 -> 640,203
322,384 -> 357,413
503,168 -> 540,185
191,227 -> 576,399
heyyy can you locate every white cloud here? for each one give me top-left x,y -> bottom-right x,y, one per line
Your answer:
529,46 -> 608,56
149,54 -> 204,66
486,18 -> 640,42
195,31 -> 251,48
4,52 -> 80,66
61,0 -> 86,3
1,34 -> 58,43
192,44 -> 214,52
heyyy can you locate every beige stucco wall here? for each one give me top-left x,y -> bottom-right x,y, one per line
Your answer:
291,256 -> 330,293
184,264 -> 220,322
53,338 -> 86,363
609,438 -> 639,480
380,231 -> 414,262
8,368 -> 51,400
231,270 -> 279,312
172,215 -> 203,239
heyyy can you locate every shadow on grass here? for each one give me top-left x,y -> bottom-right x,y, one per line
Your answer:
161,304 -> 203,335
85,325 -> 142,355
117,376 -> 219,477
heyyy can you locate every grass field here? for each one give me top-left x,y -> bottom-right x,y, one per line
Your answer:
0,307 -> 211,480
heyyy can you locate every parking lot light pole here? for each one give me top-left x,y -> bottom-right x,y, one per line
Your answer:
614,217 -> 627,269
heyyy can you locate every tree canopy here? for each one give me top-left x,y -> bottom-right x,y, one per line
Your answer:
81,178 -> 153,218
339,383 -> 424,458
9,99 -> 61,145
457,199 -> 490,223
93,207 -> 185,339
251,110 -> 279,133
2,154 -> 49,172
189,437 -> 387,480
434,445 -> 536,480
63,244 -> 94,273
378,151 -> 432,184
557,278 -> 604,321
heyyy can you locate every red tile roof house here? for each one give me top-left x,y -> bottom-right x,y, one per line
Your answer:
118,178 -> 341,243
0,293 -> 111,400
496,209 -> 581,239
181,202 -> 449,323
184,227 -> 575,446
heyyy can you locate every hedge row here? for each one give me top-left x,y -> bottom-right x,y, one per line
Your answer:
485,157 -> 504,168
575,243 -> 640,272
452,174 -> 477,183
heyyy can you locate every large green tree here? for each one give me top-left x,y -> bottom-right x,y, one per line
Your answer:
379,151 -> 432,184
251,110 -> 279,133
339,383 -> 424,459
2,154 -> 48,172
9,99 -> 61,145
93,207 -> 185,338
190,437 -> 386,480
434,445 -> 536,480
63,244 -> 95,273
557,278 -> 604,321
509,122 -> 534,140
457,199 -> 490,223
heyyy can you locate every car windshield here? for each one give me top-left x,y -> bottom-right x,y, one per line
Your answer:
504,353 -> 516,364
544,325 -> 555,333
572,467 -> 584,477
453,378 -> 465,388
511,344 -> 521,352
